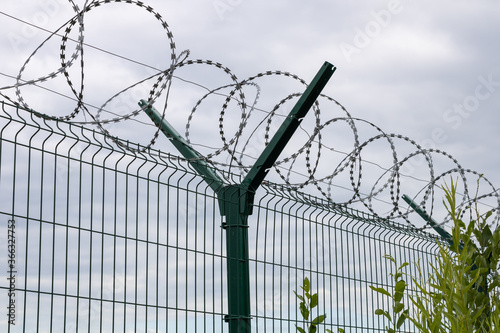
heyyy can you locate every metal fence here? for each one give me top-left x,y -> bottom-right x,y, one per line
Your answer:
0,101 -> 440,332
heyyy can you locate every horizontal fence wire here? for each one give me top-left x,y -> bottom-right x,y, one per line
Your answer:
0,101 -> 441,332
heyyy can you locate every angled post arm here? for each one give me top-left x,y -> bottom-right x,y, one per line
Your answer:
139,99 -> 226,195
241,61 -> 336,196
402,194 -> 454,246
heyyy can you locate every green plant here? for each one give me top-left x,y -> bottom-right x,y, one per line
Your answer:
370,178 -> 500,332
437,178 -> 500,332
294,277 -> 342,333
369,255 -> 409,333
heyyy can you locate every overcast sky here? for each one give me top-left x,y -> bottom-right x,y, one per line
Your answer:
1,0 -> 499,227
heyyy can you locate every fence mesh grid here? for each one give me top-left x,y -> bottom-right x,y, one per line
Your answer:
0,102 -> 440,332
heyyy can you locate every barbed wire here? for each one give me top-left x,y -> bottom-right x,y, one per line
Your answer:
1,0 -> 498,231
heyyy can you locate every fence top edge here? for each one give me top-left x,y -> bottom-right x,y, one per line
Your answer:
1,100 -> 441,243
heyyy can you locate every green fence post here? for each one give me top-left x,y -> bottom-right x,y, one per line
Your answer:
220,185 -> 253,331
140,61 -> 335,332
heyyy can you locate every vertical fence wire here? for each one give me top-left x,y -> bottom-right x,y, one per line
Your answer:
0,101 -> 441,332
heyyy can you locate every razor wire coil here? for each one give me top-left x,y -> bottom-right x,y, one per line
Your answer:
1,0 -> 498,231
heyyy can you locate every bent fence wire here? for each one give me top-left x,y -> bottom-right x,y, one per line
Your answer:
0,101 -> 440,332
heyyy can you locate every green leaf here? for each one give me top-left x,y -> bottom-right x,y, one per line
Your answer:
303,277 -> 310,293
393,302 -> 404,314
312,314 -> 326,325
394,280 -> 406,303
394,291 -> 404,303
481,224 -> 492,247
471,307 -> 485,322
395,280 -> 406,293
396,310 -> 407,329
310,293 -> 318,308
295,325 -> 306,333
429,306 -> 443,332
299,303 -> 308,320
375,309 -> 391,322
369,286 -> 391,297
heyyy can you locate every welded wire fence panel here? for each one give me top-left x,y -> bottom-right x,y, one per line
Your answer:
0,101 -> 441,332
248,188 -> 440,332
0,102 -> 228,332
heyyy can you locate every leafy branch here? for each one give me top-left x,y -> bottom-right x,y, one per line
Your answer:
369,255 -> 409,333
370,178 -> 500,332
294,277 -> 342,333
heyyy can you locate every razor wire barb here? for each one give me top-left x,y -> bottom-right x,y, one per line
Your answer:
1,0 -> 499,231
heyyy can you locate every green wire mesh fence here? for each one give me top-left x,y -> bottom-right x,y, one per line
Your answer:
0,101 -> 440,332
